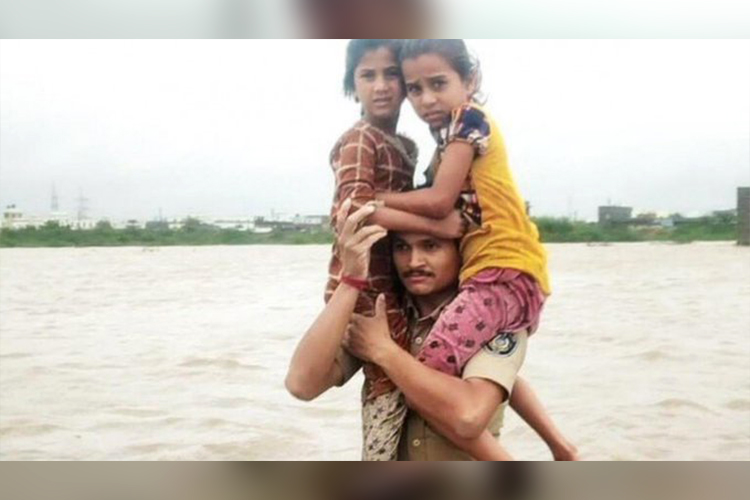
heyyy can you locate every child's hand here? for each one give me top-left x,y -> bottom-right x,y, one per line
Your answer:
435,209 -> 468,240
337,199 -> 388,279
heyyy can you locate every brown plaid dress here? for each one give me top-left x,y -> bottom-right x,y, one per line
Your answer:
325,120 -> 417,460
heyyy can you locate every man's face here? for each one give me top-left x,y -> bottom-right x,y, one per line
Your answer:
392,233 -> 460,296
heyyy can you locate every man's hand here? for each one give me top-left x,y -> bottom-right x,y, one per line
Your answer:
345,294 -> 398,365
336,198 -> 388,279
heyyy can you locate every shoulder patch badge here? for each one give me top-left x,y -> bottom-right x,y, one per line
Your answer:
483,332 -> 518,357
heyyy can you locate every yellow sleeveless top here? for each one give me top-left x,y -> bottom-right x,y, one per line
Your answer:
429,103 -> 551,295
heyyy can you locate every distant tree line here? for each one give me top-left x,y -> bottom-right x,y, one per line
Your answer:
536,213 -> 737,243
0,218 -> 333,247
0,213 -> 739,248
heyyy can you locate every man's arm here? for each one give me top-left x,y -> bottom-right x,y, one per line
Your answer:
285,201 -> 382,401
346,297 -> 579,459
371,342 -> 504,440
285,283 -> 358,401
346,301 -> 512,460
345,296 -> 504,439
378,339 -> 579,458
374,347 -> 578,459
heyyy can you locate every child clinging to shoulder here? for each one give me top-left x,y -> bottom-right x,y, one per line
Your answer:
377,39 -> 551,460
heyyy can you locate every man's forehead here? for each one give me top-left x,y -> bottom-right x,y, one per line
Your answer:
393,232 -> 445,245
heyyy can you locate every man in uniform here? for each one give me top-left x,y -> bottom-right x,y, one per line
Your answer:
341,231 -> 577,461
286,204 -> 577,460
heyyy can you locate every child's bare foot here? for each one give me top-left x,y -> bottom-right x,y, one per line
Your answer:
552,441 -> 580,461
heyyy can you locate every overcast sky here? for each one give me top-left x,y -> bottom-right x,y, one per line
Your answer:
1,39 -> 749,221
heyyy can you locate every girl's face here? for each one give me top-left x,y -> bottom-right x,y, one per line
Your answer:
402,53 -> 476,129
354,47 -> 405,126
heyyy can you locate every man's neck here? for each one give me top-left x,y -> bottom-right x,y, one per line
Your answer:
414,287 -> 457,318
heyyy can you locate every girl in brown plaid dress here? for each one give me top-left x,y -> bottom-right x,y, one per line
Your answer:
325,40 -> 466,460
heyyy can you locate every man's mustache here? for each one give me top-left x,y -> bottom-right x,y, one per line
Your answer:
403,269 -> 435,278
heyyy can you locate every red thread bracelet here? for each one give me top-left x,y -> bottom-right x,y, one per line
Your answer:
341,275 -> 369,291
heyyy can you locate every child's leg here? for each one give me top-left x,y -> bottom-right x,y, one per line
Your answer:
511,376 -> 579,461
362,390 -> 408,461
414,271 -> 540,460
417,273 -> 534,375
361,293 -> 411,461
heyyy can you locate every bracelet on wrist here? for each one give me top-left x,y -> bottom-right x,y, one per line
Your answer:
340,275 -> 369,291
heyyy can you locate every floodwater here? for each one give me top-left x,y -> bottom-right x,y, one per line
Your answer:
1,242 -> 749,460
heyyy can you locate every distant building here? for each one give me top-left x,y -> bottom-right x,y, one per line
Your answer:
254,214 -> 331,232
266,210 -> 295,223
48,211 -> 73,228
295,214 -> 330,228
598,205 -> 633,224
212,217 -> 256,231
255,218 -> 297,232
2,205 -> 45,229
1,205 -> 101,230
70,219 -> 97,230
2,205 -> 22,227
3,205 -> 27,229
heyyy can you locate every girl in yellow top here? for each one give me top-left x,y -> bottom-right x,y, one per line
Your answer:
377,39 -> 551,460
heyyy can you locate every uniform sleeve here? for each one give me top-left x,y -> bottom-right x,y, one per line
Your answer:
461,330 -> 528,396
332,129 -> 378,214
446,104 -> 491,156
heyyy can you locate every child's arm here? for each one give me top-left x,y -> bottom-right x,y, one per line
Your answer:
334,129 -> 465,239
368,206 -> 465,240
376,142 -> 475,219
